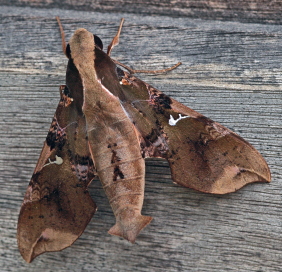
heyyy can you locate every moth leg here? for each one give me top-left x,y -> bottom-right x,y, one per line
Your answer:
113,60 -> 182,74
107,18 -> 125,56
56,16 -> 67,56
107,18 -> 181,73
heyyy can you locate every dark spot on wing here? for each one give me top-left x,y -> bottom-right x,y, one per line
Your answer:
113,166 -> 124,181
59,85 -> 73,107
46,117 -> 66,151
145,128 -> 159,144
117,67 -> 125,78
111,150 -> 121,164
153,93 -> 172,110
146,84 -> 172,114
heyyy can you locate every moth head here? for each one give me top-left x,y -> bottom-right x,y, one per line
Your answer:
66,33 -> 103,59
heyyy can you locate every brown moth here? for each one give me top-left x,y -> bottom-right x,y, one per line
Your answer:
17,18 -> 271,263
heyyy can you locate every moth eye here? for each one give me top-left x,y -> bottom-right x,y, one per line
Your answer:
66,44 -> 71,59
94,35 -> 103,50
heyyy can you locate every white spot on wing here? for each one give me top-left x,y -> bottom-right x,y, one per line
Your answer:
169,114 -> 189,126
43,155 -> 63,168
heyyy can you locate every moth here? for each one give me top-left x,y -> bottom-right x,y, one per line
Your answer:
17,18 -> 271,263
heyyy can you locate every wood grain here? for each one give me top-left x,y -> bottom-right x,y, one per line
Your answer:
2,0 -> 282,24
0,4 -> 281,272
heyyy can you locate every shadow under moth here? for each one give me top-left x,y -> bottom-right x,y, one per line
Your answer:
17,18 -> 271,263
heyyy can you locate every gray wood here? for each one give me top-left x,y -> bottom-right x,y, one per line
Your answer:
0,4 -> 281,272
2,0 -> 282,24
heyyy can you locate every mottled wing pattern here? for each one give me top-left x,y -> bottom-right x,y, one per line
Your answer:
115,69 -> 271,194
17,85 -> 97,263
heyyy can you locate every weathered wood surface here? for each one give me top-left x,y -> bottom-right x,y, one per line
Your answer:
0,4 -> 281,272
2,0 -> 282,24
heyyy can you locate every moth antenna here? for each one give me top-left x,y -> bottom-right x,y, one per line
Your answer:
53,115 -> 78,133
113,59 -> 182,75
107,18 -> 125,56
56,16 -> 67,56
58,121 -> 78,131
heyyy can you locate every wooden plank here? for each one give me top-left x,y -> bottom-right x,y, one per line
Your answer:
0,5 -> 281,272
1,0 -> 282,24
